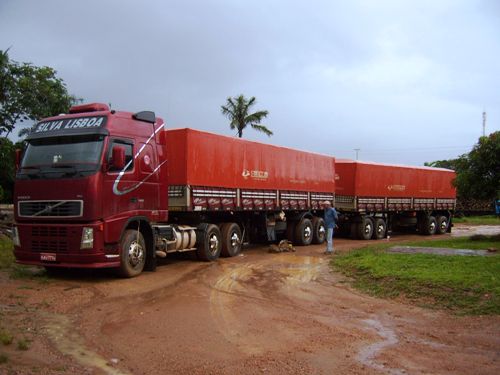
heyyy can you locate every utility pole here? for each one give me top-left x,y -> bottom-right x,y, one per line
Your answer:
482,111 -> 486,137
354,148 -> 360,160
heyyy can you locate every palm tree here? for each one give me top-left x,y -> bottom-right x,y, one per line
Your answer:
221,95 -> 272,138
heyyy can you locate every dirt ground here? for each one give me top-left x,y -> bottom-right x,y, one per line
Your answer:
0,225 -> 499,375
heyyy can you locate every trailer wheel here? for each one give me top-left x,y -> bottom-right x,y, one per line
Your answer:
196,224 -> 222,261
221,223 -> 242,257
312,217 -> 326,244
119,229 -> 146,278
436,216 -> 448,235
421,216 -> 437,235
357,217 -> 374,240
372,218 -> 386,240
294,218 -> 313,246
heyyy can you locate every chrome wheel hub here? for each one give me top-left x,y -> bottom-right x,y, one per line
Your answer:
209,233 -> 219,255
230,232 -> 240,247
128,241 -> 144,268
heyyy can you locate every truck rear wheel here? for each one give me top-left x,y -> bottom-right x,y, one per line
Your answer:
421,216 -> 437,235
312,217 -> 326,244
357,217 -> 374,240
372,218 -> 386,240
436,216 -> 448,235
221,222 -> 242,257
119,229 -> 146,278
294,218 -> 313,246
196,224 -> 222,261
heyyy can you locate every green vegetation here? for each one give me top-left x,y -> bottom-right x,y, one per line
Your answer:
453,215 -> 499,225
425,131 -> 499,204
0,236 -> 49,281
0,235 -> 14,269
0,353 -> 8,364
16,338 -> 29,351
332,235 -> 500,315
221,94 -> 272,138
0,329 -> 13,345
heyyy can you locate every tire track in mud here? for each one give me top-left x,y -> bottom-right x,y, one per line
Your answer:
209,254 -> 327,355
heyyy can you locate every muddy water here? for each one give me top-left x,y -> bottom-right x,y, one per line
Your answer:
451,225 -> 500,237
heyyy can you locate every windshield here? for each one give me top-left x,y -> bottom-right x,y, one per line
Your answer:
18,134 -> 105,179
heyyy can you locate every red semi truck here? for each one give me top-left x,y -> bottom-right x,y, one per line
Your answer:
335,160 -> 456,239
12,103 -> 335,276
11,103 -> 456,277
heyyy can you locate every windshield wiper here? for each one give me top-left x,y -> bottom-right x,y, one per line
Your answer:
51,164 -> 81,177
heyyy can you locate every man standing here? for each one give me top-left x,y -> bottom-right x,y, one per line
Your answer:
323,200 -> 338,254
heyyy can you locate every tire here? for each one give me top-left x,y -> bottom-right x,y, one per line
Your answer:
421,216 -> 437,235
221,222 -> 242,257
312,217 -> 326,244
436,216 -> 448,235
286,221 -> 296,242
196,224 -> 222,261
372,218 -> 386,240
356,217 -> 374,240
294,218 -> 313,246
119,229 -> 146,278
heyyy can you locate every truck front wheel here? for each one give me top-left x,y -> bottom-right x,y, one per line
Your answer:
196,224 -> 222,261
119,229 -> 146,278
221,222 -> 242,257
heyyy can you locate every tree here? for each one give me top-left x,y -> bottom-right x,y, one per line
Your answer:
425,131 -> 500,202
0,49 -> 80,136
221,95 -> 272,138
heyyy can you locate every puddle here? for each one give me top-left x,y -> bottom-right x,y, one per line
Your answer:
387,246 -> 497,256
357,318 -> 404,375
42,312 -> 131,375
452,225 -> 500,237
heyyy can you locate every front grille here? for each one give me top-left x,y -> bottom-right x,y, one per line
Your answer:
31,226 -> 69,252
19,200 -> 83,217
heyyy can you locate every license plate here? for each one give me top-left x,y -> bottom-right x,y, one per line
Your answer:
40,253 -> 57,262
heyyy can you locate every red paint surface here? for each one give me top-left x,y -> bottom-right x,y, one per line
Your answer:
166,128 -> 336,193
335,160 -> 456,199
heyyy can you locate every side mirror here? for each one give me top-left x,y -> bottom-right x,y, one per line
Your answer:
15,149 -> 22,171
112,146 -> 126,170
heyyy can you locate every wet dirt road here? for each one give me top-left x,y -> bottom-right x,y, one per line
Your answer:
1,227 -> 499,374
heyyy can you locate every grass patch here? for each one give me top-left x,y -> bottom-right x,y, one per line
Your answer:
0,330 -> 13,345
453,215 -> 499,225
0,235 -> 15,269
332,235 -> 500,315
16,338 -> 29,351
0,353 -> 8,364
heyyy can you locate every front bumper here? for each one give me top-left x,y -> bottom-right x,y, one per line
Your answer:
13,222 -> 120,269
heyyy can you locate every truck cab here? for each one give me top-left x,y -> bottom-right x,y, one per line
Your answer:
13,103 -> 168,276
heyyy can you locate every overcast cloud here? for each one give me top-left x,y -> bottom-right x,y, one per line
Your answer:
1,0 -> 499,165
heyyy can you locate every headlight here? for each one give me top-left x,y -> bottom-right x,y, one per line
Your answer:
80,227 -> 94,249
12,226 -> 21,247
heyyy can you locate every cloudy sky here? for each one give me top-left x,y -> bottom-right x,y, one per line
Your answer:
1,0 -> 499,165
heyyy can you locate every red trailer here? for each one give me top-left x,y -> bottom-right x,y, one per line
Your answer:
165,128 -> 335,252
335,160 -> 456,239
